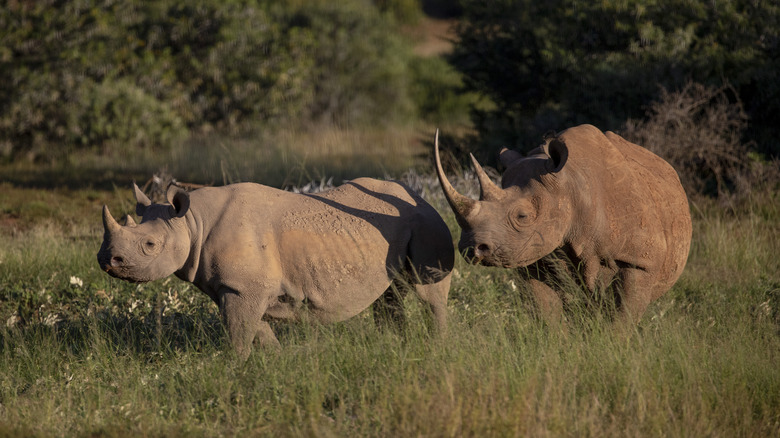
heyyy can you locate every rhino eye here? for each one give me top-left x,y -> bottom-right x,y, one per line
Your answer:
509,207 -> 532,230
141,239 -> 159,255
514,211 -> 530,222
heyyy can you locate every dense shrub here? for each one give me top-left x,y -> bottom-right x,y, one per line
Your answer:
375,0 -> 425,24
408,56 -> 475,125
286,0 -> 416,126
0,0 -> 425,162
450,0 -> 780,160
622,82 -> 779,201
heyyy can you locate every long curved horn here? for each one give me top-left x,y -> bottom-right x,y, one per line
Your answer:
102,205 -> 121,233
469,153 -> 504,201
434,130 -> 477,220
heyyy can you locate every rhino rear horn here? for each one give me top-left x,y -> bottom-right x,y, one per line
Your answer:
123,214 -> 137,227
469,153 -> 504,201
133,182 -> 152,216
434,130 -> 477,221
102,205 -> 121,234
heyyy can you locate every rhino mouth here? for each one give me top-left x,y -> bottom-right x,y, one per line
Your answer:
464,234 -> 542,268
100,262 -> 151,284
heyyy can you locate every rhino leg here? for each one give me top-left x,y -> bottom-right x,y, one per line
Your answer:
413,277 -> 450,335
615,267 -> 654,326
219,287 -> 279,360
527,278 -> 565,326
403,222 -> 454,335
372,280 -> 409,331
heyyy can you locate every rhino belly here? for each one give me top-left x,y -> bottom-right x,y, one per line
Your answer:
278,229 -> 398,323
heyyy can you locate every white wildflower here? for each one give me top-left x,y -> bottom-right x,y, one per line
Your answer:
129,299 -> 143,314
6,312 -> 21,328
69,276 -> 83,287
43,313 -> 62,327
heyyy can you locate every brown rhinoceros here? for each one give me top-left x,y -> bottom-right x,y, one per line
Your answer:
434,124 -> 692,325
98,179 -> 454,359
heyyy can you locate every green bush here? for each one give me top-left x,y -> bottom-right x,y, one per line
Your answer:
450,0 -> 780,160
283,0 -> 417,126
77,79 -> 187,153
409,55 -> 475,126
374,0 -> 424,24
0,0 -> 425,162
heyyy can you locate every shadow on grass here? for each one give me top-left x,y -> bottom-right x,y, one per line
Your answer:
1,310 -> 228,361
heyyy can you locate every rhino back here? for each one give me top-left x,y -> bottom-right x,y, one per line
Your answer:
559,125 -> 691,294
604,131 -> 692,293
180,183 -> 292,298
275,178 -> 444,321
186,179 -> 448,323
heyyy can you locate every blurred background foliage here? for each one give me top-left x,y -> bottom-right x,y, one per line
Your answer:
0,0 -> 462,163
450,0 -> 780,160
0,0 -> 777,199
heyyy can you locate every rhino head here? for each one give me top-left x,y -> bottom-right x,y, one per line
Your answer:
434,131 -> 574,268
97,183 -> 191,283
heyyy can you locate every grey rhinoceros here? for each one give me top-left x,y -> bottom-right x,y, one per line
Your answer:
435,124 -> 692,325
98,179 -> 454,359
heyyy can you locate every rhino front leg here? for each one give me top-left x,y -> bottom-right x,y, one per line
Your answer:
219,287 -> 279,360
615,268 -> 654,326
527,278 -> 565,326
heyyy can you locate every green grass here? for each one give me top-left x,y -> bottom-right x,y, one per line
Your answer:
1,154 -> 779,436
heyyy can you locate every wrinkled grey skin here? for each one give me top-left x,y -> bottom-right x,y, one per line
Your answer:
435,125 -> 692,324
98,179 -> 454,359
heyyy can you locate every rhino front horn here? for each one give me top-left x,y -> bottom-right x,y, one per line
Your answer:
102,205 -> 122,233
434,130 -> 477,221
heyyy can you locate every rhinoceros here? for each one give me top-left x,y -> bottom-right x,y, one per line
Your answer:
97,179 -> 454,358
434,124 -> 692,325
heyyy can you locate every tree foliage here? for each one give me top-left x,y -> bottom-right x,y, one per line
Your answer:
0,0 -> 420,161
450,0 -> 780,158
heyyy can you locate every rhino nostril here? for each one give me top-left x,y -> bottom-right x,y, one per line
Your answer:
476,244 -> 491,257
110,256 -> 124,267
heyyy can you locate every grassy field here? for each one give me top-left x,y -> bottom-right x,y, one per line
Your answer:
1,132 -> 779,436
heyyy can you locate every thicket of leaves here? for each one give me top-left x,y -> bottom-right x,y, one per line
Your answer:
451,0 -> 780,160
622,83 -> 779,201
0,0 -> 424,162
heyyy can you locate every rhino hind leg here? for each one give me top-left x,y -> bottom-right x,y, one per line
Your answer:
372,280 -> 409,331
412,278 -> 450,336
219,287 -> 280,360
402,221 -> 454,336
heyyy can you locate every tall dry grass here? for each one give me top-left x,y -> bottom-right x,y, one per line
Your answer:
1,167 -> 778,436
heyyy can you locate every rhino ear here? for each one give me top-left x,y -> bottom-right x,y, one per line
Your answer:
544,138 -> 568,173
166,184 -> 190,218
133,182 -> 152,216
499,148 -> 523,168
